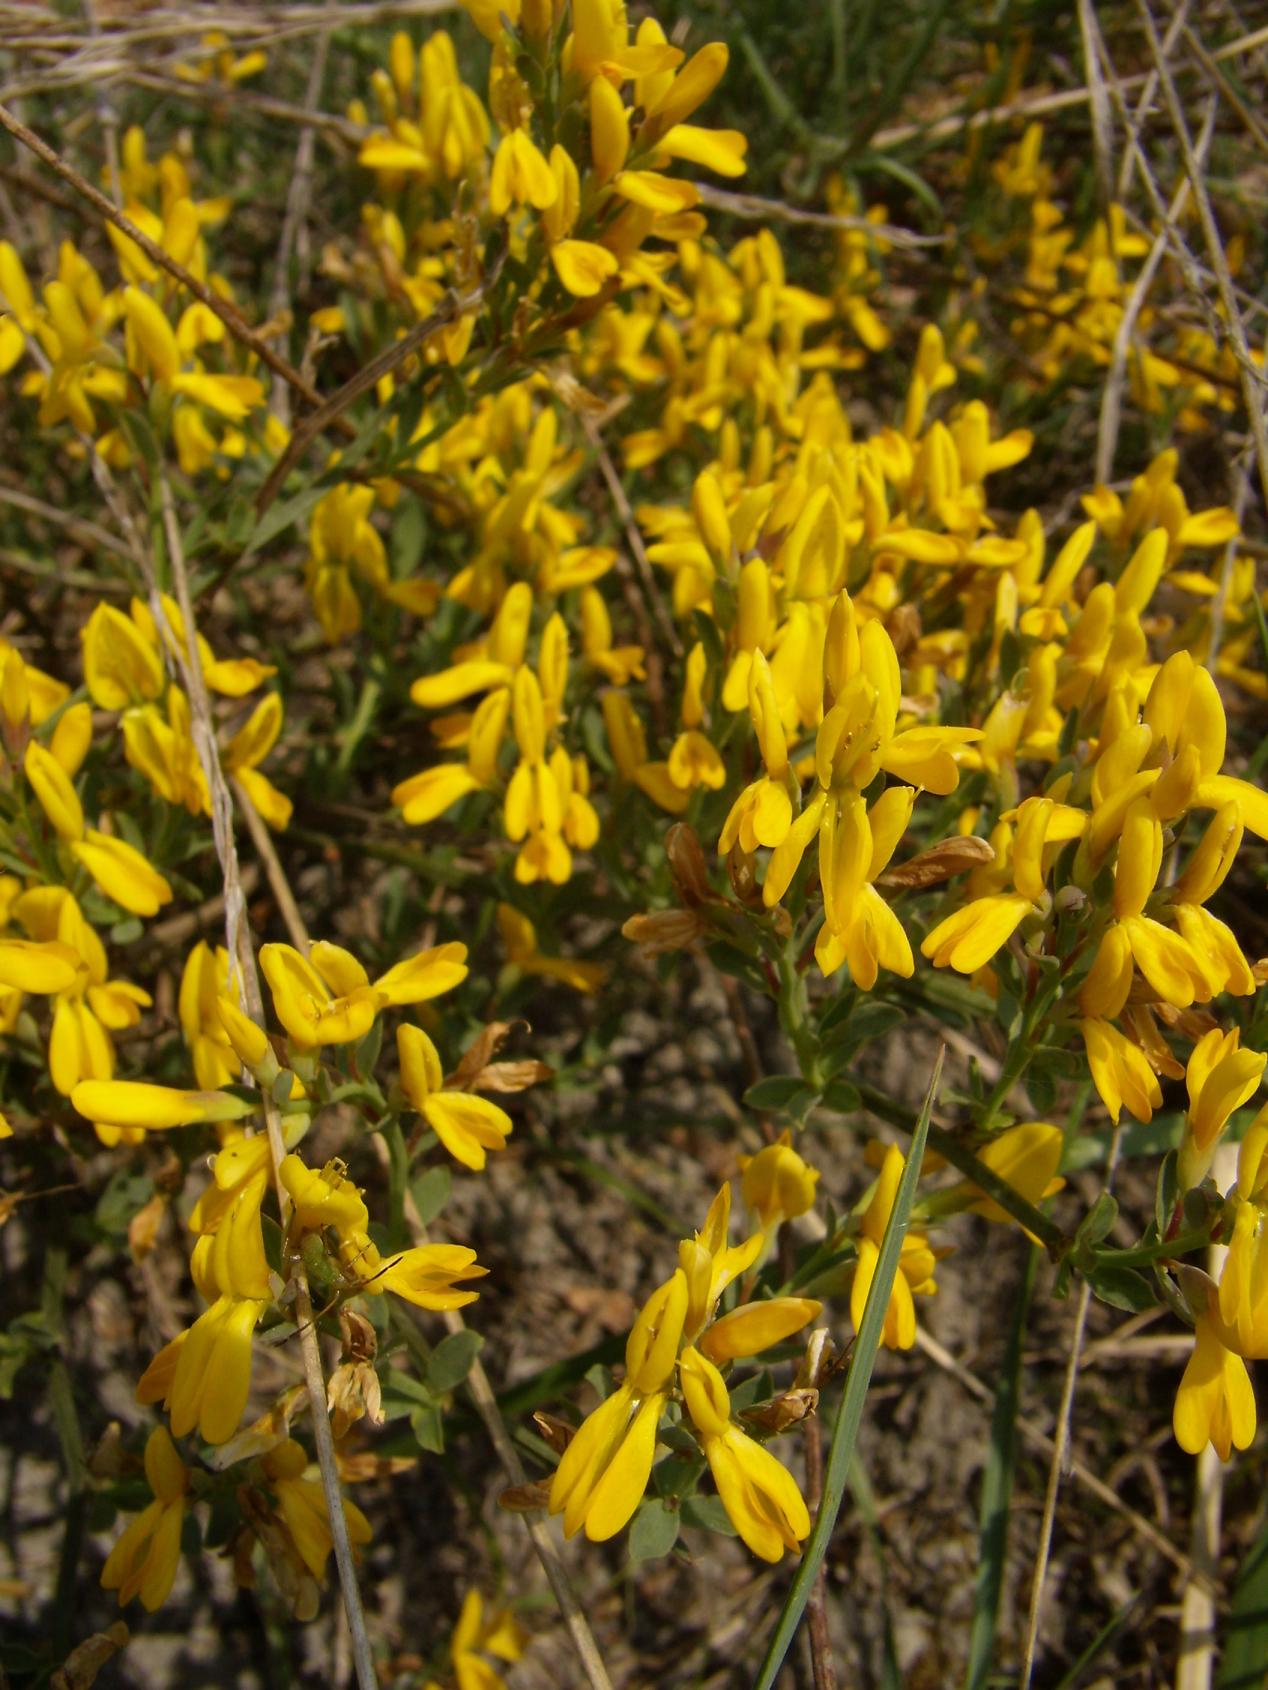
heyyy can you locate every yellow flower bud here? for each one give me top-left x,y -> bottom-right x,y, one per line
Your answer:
71,1079 -> 254,1131
280,1153 -> 370,1237
71,829 -> 173,917
23,740 -> 84,841
624,1269 -> 688,1394
739,1134 -> 819,1231
699,1297 -> 822,1363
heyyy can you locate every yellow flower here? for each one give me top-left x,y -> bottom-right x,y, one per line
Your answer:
279,1153 -> 370,1236
70,829 -> 173,917
1079,1019 -> 1163,1125
850,1145 -> 937,1350
166,1294 -> 269,1444
340,1232 -> 486,1309
1174,1316 -> 1256,1460
698,1297 -> 821,1364
678,1184 -> 764,1340
23,740 -> 84,841
488,129 -> 557,217
739,1134 -> 820,1232
71,1079 -> 254,1131
100,1427 -> 188,1611
0,937 -> 80,994
397,1025 -> 513,1170
179,941 -> 238,1088
260,941 -> 378,1048
1178,1029 -> 1266,1189
921,893 -> 1033,974
679,1347 -> 809,1562
549,1382 -> 668,1542
549,1270 -> 688,1541
551,239 -> 619,298
962,1122 -> 1066,1223
261,1438 -> 372,1579
223,693 -> 292,830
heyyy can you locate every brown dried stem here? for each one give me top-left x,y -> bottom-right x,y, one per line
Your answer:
153,465 -> 378,1690
234,789 -> 615,1690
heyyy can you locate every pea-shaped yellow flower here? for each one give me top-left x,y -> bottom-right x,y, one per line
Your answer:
397,1024 -> 513,1171
101,1426 -> 188,1612
679,1346 -> 810,1562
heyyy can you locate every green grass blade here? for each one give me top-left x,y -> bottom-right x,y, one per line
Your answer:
856,1080 -> 1067,1254
1050,1594 -> 1141,1690
963,1242 -> 1038,1690
753,1048 -> 944,1690
1216,1506 -> 1268,1690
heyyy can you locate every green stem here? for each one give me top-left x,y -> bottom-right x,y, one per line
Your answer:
857,1080 -> 1068,1256
383,1117 -> 409,1254
1097,1227 -> 1211,1268
776,949 -> 824,1091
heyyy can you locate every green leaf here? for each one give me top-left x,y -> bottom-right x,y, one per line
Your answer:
1077,1193 -> 1119,1250
681,1494 -> 737,1536
411,1165 -> 452,1226
94,1172 -> 154,1237
755,1048 -> 943,1690
743,1076 -> 818,1115
410,1400 -> 446,1454
355,1016 -> 383,1082
426,1329 -> 483,1395
243,482 -> 328,558
653,1454 -> 703,1500
1088,1266 -> 1156,1313
628,1497 -> 680,1562
820,1079 -> 861,1113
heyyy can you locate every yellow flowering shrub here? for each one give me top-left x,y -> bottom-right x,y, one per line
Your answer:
1,3 -> 1266,1684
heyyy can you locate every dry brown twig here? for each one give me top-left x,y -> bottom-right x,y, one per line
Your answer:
914,1326 -> 1214,1590
234,784 -> 616,1690
0,100 -> 328,410
1096,100 -> 1217,485
266,1 -> 336,428
1019,1121 -> 1124,1690
152,463 -> 378,1689
1134,0 -> 1268,516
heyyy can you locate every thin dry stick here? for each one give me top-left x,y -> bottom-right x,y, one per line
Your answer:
1091,24 -> 1226,352
125,70 -> 365,141
232,779 -> 310,954
856,23 -> 1268,153
1176,1138 -> 1238,1690
1115,0 -> 1192,201
252,276 -> 489,515
914,1328 -> 1212,1588
579,410 -> 683,661
153,466 -> 377,1690
693,184 -> 946,249
1135,0 -> 1268,516
0,101 -> 327,412
1181,22 -> 1268,154
235,796 -> 615,1690
801,1412 -> 837,1690
0,483 -> 137,571
1077,0 -> 1115,206
1019,1122 -> 1124,1690
267,6 -> 335,428
1095,100 -> 1216,485
0,0 -> 459,47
